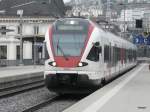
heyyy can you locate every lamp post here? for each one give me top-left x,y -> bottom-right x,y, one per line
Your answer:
29,20 -> 43,66
123,4 -> 126,38
119,3 -> 126,38
17,9 -> 23,65
34,25 -> 38,66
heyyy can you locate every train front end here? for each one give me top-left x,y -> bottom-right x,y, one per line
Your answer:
44,18 -> 101,94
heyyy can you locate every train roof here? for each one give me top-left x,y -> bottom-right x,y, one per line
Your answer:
56,17 -> 89,23
107,31 -> 136,50
89,19 -> 137,50
54,17 -> 137,50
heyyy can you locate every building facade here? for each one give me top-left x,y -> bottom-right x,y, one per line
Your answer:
0,0 -> 66,66
0,17 -> 56,66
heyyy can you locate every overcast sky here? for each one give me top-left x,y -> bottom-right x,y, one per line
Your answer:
63,0 -> 71,3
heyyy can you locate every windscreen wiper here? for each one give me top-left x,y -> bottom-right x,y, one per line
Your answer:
56,39 -> 69,61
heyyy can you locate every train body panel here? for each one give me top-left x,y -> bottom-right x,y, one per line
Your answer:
44,18 -> 137,94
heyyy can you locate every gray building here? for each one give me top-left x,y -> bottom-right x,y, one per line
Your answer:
0,0 -> 66,66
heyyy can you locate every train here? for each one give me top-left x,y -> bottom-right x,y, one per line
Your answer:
44,18 -> 137,94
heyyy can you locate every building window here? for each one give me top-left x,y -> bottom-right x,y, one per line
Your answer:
37,26 -> 39,34
0,46 -> 7,59
16,46 -> 20,60
1,26 -> 6,35
18,26 -> 21,34
38,45 -> 43,59
34,26 -> 39,35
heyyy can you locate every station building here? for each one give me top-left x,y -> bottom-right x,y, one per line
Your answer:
0,0 -> 66,66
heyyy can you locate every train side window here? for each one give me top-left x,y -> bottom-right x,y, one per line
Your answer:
86,43 -> 101,62
113,47 -> 116,64
117,47 -> 121,61
104,45 -> 109,62
112,47 -> 121,64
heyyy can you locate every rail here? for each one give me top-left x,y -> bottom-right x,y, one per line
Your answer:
22,95 -> 60,112
0,76 -> 44,98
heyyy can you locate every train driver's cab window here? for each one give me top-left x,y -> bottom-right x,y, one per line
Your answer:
86,42 -> 101,62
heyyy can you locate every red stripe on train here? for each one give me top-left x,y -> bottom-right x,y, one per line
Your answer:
49,26 -> 54,59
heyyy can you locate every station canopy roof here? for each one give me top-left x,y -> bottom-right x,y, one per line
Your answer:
15,35 -> 45,43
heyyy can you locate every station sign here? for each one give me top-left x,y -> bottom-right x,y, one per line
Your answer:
133,34 -> 150,45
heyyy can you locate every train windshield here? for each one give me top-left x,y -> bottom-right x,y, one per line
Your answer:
52,19 -> 89,57
53,33 -> 87,56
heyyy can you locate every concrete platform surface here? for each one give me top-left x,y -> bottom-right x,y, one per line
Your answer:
63,63 -> 150,112
0,65 -> 44,83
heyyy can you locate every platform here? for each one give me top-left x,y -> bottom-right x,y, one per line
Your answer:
0,65 -> 44,83
63,63 -> 150,112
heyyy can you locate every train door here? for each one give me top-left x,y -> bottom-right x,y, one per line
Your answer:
121,47 -> 125,69
101,39 -> 105,79
111,45 -> 116,74
99,42 -> 102,65
113,44 -> 117,74
108,42 -> 112,77
92,41 -> 102,65
103,42 -> 112,79
86,42 -> 102,71
93,42 -> 102,73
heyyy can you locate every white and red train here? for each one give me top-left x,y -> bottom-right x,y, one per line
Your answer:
44,18 -> 137,94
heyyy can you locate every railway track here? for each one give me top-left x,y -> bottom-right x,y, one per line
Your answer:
22,95 -> 60,112
0,76 -> 44,98
21,94 -> 84,112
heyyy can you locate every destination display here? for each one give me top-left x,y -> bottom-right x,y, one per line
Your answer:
57,25 -> 84,31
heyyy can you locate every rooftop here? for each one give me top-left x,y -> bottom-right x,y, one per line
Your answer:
0,0 -> 66,17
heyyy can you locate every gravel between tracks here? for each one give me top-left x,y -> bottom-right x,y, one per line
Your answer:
0,87 -> 56,112
35,95 -> 87,112
35,100 -> 76,112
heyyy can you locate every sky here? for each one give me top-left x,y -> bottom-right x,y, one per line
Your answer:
63,0 -> 71,3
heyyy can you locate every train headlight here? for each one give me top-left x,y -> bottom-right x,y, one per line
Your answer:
78,62 -> 88,67
52,62 -> 56,66
48,61 -> 57,67
78,62 -> 83,67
